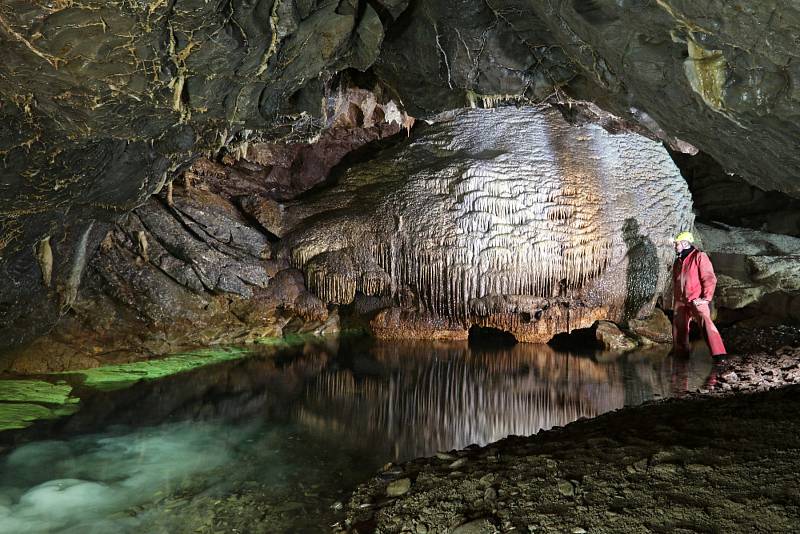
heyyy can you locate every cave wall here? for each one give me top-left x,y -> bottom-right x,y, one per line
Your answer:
697,223 -> 800,328
3,0 -> 800,358
2,86 -> 409,370
671,151 -> 800,237
0,0 -> 402,348
375,0 -> 800,197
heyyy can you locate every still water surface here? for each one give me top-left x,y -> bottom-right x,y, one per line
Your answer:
0,338 -> 714,533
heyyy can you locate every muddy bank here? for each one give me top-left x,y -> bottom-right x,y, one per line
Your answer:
340,347 -> 800,533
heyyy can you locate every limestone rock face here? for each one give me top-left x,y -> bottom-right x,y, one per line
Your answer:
628,309 -> 673,345
697,223 -> 800,326
4,0 -> 799,355
0,76 -> 406,353
3,186 -> 333,372
283,106 -> 693,341
0,1 -> 402,348
594,321 -> 638,352
518,1 -> 800,197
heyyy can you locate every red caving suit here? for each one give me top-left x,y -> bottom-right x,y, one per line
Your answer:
672,248 -> 727,356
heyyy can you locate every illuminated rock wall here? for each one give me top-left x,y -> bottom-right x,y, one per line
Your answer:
283,106 -> 694,341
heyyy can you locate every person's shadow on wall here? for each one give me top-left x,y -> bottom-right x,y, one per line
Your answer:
622,218 -> 659,324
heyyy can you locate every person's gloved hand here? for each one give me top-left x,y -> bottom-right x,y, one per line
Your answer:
692,298 -> 708,305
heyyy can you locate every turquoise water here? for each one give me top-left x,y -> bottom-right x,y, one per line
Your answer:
0,338 -> 714,533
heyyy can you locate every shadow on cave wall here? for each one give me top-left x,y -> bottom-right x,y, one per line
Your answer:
622,218 -> 658,324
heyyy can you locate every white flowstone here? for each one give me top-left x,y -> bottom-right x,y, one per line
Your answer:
284,106 -> 693,328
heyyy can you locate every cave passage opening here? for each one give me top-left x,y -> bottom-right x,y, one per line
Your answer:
468,325 -> 518,347
548,326 -> 601,352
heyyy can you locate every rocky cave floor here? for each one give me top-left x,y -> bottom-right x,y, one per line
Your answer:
337,328 -> 800,534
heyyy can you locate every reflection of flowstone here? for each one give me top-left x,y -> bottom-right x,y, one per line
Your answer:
298,341 -> 628,460
284,106 -> 693,341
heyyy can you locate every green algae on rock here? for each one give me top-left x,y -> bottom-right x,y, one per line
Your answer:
0,404 -> 60,431
0,379 -> 74,404
62,333 -> 337,391
0,380 -> 80,431
63,347 -> 251,391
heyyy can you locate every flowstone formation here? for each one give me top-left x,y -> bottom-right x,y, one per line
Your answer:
282,106 -> 693,342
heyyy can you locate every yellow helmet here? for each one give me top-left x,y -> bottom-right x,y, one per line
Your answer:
674,231 -> 694,243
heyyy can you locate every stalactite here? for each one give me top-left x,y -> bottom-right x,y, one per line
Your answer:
60,221 -> 94,311
137,230 -> 149,263
36,236 -> 53,288
284,106 -> 694,334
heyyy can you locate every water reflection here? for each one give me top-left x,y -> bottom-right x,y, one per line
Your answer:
0,338 -> 716,532
296,340 -> 711,461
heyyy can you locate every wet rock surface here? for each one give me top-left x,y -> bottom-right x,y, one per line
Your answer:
0,0 -> 403,348
593,321 -> 637,352
697,223 -> 800,327
721,325 -> 800,355
712,346 -> 800,393
1,81 -> 408,369
1,182 -> 334,372
341,347 -> 800,534
627,308 -> 673,345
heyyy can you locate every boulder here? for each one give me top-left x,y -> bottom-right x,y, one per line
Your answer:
386,478 -> 412,497
628,309 -> 673,344
696,223 -> 800,326
594,322 -> 638,352
285,106 -> 693,342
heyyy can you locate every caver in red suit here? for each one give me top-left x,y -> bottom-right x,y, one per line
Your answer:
672,242 -> 727,356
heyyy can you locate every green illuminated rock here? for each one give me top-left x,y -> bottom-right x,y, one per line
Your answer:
0,379 -> 80,431
0,404 -> 57,431
68,347 -> 250,391
0,380 -> 74,404
66,333 -> 330,391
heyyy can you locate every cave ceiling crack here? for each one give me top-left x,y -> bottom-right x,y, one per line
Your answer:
221,0 -> 250,55
540,0 -> 618,91
482,0 -> 576,95
256,0 -> 287,76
